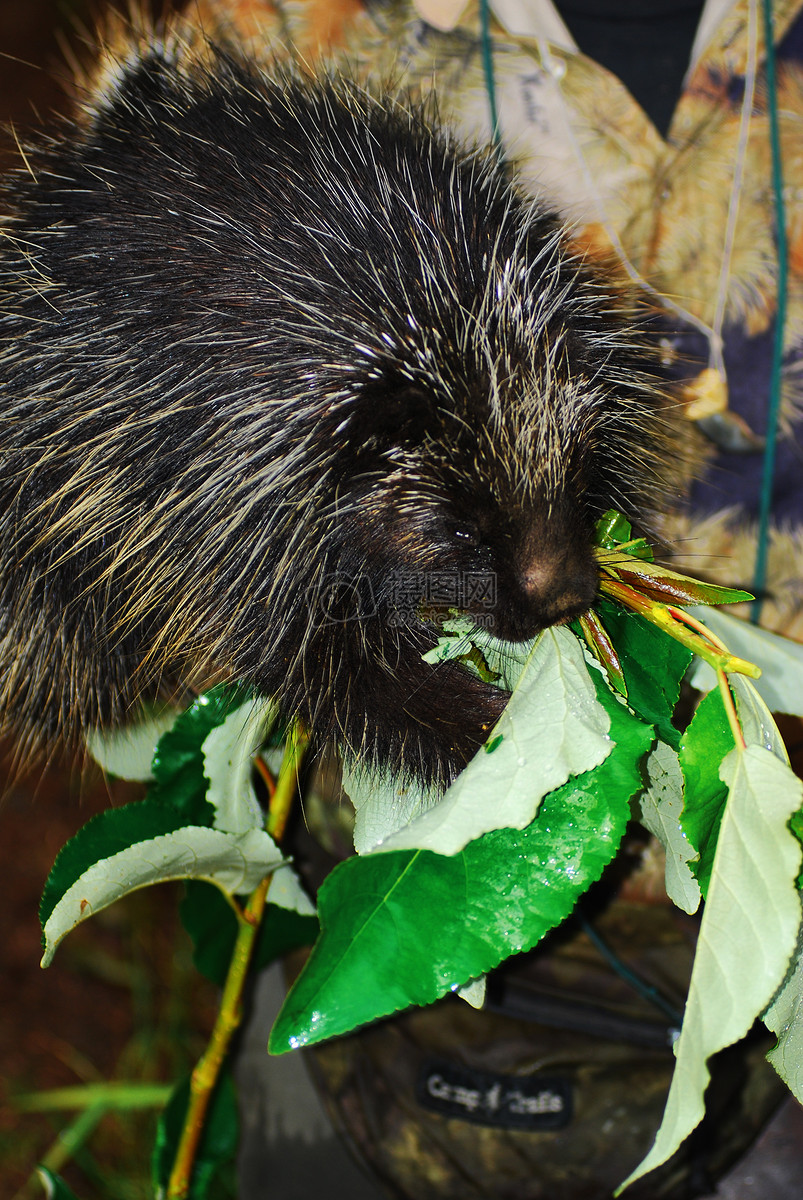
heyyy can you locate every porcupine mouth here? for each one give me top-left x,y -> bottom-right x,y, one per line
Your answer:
489,549 -> 600,643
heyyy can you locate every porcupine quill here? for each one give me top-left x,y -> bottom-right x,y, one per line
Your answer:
0,37 -> 674,789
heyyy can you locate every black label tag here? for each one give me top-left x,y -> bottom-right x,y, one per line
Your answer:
415,1060 -> 572,1130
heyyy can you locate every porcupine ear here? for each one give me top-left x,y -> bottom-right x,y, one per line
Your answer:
89,4 -> 244,95
344,381 -> 435,447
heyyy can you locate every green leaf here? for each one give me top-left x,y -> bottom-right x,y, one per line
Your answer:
730,674 -> 790,759
85,706 -> 180,781
149,685 -> 253,827
41,682 -> 287,966
620,745 -> 803,1191
687,606 -> 803,715
599,554 -> 753,607
40,821 -> 284,966
422,620 -> 504,684
792,809 -> 803,888
593,598 -> 691,748
40,799 -> 190,931
677,688 -> 733,894
354,627 -> 613,855
201,694 -> 277,833
181,880 -> 318,987
422,619 -> 533,690
764,927 -> 803,1103
269,673 -> 652,1052
578,610 -> 627,696
638,743 -> 701,915
595,509 -> 633,549
152,1071 -> 239,1198
344,768 -> 437,855
36,1169 -> 80,1200
177,879 -> 239,987
457,976 -> 487,1009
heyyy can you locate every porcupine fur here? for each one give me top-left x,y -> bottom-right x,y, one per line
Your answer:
0,35 -> 675,788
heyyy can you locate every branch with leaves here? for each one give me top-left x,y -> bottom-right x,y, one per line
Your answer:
32,511 -> 803,1197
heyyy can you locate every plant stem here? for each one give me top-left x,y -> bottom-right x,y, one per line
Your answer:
598,579 -> 761,678
268,721 -> 308,842
665,606 -> 729,652
717,669 -> 746,751
254,753 -> 277,801
165,722 -> 308,1198
165,898 -> 265,1198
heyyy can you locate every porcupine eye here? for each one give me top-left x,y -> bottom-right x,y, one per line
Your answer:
450,525 -> 479,548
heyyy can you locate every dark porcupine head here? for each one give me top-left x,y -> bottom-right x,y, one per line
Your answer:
0,37 -> 676,789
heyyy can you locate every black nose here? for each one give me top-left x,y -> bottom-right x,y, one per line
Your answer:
492,543 -> 599,641
520,545 -> 599,625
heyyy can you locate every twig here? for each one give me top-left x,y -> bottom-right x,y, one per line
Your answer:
166,721 -> 308,1198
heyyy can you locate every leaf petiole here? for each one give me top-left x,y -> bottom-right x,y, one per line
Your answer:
665,605 -> 729,652
716,669 -> 746,751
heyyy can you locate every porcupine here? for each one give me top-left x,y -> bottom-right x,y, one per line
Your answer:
0,37 -> 674,789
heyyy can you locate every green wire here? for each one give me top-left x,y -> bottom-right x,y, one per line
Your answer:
576,909 -> 684,1029
751,0 -> 789,624
478,0 -> 502,151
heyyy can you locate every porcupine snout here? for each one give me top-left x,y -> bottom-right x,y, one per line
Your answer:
490,508 -> 600,642
520,546 -> 598,626
496,549 -> 597,643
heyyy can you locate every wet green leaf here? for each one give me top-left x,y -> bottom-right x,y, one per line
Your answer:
353,628 -> 612,856
269,673 -> 652,1052
149,684 -> 252,827
345,768 -> 436,856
